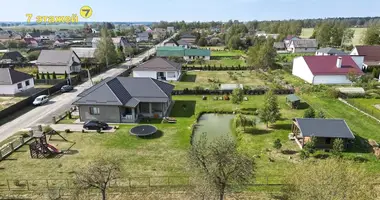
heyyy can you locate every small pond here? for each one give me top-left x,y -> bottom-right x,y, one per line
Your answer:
193,113 -> 235,142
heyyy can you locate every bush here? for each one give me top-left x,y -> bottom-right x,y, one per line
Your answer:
41,72 -> 45,79
327,88 -> 340,98
43,125 -> 53,133
46,72 -> 51,80
299,150 -> 309,160
273,139 -> 282,150
52,71 -> 57,79
65,129 -> 71,133
303,107 -> 315,118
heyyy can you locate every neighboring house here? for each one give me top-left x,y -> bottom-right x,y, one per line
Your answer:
36,50 -> 81,74
156,47 -> 211,61
176,39 -> 191,48
73,77 -> 174,123
133,57 -> 182,81
0,68 -> 34,95
291,118 -> 355,149
284,35 -> 300,48
24,38 -> 38,48
316,47 -> 348,56
40,31 -> 55,41
25,32 -> 41,41
55,30 -> 70,39
164,39 -> 179,47
184,49 -> 211,61
0,31 -> 13,42
71,47 -> 96,59
0,51 -> 25,63
180,34 -> 196,44
350,45 -> 380,68
136,32 -> 149,42
92,37 -> 132,49
54,39 -> 66,47
288,39 -> 318,53
292,55 -> 364,85
153,28 -> 166,40
167,27 -> 175,33
273,42 -> 286,52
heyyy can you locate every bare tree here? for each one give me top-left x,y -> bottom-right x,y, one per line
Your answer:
75,158 -> 121,200
189,134 -> 255,200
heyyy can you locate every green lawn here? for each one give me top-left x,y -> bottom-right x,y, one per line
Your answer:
173,71 -> 266,90
188,58 -> 247,67
0,97 -> 25,111
211,50 -> 245,57
345,98 -> 380,120
300,27 -> 366,45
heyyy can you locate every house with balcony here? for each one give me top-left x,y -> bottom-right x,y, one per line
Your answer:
73,77 -> 174,123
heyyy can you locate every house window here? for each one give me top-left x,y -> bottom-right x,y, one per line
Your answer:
25,80 -> 30,86
17,83 -> 22,89
89,107 -> 100,115
326,138 -> 331,144
167,72 -> 176,78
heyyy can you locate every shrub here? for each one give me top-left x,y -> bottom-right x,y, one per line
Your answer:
13,180 -> 22,187
303,107 -> 315,118
36,73 -> 40,80
65,129 -> 71,133
64,71 -> 68,79
332,138 -> 345,157
43,125 -> 53,133
223,94 -> 230,100
273,139 -> 282,150
317,110 -> 326,118
46,72 -> 51,80
299,150 -> 309,160
327,88 -> 340,98
52,71 -> 57,79
41,72 -> 45,79
303,136 -> 317,154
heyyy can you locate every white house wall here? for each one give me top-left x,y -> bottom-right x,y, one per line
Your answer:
293,47 -> 317,53
313,75 -> 351,85
292,57 -> 314,84
133,71 -> 157,79
351,56 -> 364,70
38,65 -> 70,74
0,78 -> 34,95
350,47 -> 359,55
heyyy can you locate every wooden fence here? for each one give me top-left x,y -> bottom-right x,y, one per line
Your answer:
0,175 -> 285,191
0,136 -> 32,161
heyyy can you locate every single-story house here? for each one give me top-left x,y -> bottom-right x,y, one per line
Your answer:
180,33 -> 196,44
273,42 -> 286,51
288,39 -> 318,53
0,68 -> 34,95
71,47 -> 96,59
350,45 -> 380,68
0,51 -> 25,63
286,94 -> 301,109
164,39 -> 179,47
136,32 -> 149,42
184,49 -> 211,61
25,32 -> 41,41
284,35 -> 300,48
177,39 -> 191,48
40,31 -> 55,41
292,55 -> 364,85
316,47 -> 348,56
133,57 -> 182,81
291,118 -> 355,149
73,77 -> 174,123
36,50 -> 81,74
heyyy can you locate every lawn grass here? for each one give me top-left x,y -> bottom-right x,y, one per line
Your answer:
173,71 -> 265,90
14,66 -> 38,75
200,46 -> 226,50
300,28 -> 366,45
0,97 -> 25,111
190,58 -> 247,67
345,98 -> 380,120
211,50 -> 245,57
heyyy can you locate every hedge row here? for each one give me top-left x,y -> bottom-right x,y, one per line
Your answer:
172,89 -> 294,95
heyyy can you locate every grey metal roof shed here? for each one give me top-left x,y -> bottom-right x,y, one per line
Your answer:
294,118 -> 355,139
286,94 -> 301,109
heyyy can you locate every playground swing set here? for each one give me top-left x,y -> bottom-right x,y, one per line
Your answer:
29,130 -> 76,159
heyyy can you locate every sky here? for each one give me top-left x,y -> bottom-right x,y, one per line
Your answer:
0,0 -> 379,22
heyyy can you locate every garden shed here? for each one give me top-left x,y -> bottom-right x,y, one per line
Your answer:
286,94 -> 301,109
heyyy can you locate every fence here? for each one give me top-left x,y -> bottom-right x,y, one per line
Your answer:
182,65 -> 249,71
0,136 -> 32,161
0,176 -> 285,191
172,88 -> 294,95
345,98 -> 380,120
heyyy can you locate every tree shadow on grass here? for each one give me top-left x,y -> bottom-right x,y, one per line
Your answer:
244,127 -> 271,135
170,101 -> 196,117
347,134 -> 373,154
271,123 -> 292,131
297,102 -> 310,110
180,74 -> 197,82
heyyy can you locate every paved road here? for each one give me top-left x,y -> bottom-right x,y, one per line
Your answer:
0,35 -> 176,142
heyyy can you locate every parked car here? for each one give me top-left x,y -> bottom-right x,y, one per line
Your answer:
61,85 -> 73,92
83,121 -> 109,131
33,95 -> 49,106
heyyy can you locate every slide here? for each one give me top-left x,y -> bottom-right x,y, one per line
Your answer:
46,144 -> 61,153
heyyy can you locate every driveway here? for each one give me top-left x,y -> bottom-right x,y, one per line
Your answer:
0,34 -> 177,142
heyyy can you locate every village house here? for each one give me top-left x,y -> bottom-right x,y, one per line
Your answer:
316,47 -> 348,56
350,45 -> 380,68
292,55 -> 364,85
136,32 -> 149,42
133,57 -> 182,81
288,39 -> 318,53
0,68 -> 34,95
36,50 -> 81,74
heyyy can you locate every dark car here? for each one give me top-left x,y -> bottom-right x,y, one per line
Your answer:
61,85 -> 74,92
83,121 -> 109,131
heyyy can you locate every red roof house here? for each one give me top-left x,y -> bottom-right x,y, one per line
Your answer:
292,55 -> 364,85
350,45 -> 380,67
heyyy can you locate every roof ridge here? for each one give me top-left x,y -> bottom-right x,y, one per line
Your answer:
7,68 -> 12,84
150,78 -> 169,98
105,79 -> 123,105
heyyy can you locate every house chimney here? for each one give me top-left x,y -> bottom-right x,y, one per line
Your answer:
336,57 -> 342,68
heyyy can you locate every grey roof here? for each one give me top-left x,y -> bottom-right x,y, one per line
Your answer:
0,68 -> 33,85
177,39 -> 190,45
295,118 -> 355,139
1,51 -> 24,61
137,32 -> 149,38
73,77 -> 174,107
164,39 -> 179,46
316,47 -> 348,55
273,42 -> 286,49
71,48 -> 96,58
286,94 -> 300,102
37,50 -> 80,66
181,34 -> 196,39
292,39 -> 318,48
133,57 -> 181,71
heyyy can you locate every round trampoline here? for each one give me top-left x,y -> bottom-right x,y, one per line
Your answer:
129,125 -> 157,136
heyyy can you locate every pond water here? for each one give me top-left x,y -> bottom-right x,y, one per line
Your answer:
193,113 -> 235,142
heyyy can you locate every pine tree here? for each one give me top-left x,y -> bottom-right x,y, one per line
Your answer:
36,73 -> 40,80
317,110 -> 326,118
46,72 -> 50,80
94,28 -> 118,66
259,90 -> 281,128
304,107 -> 316,118
52,71 -> 57,79
41,72 -> 45,79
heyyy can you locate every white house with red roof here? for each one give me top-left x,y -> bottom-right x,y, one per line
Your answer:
292,55 -> 364,85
